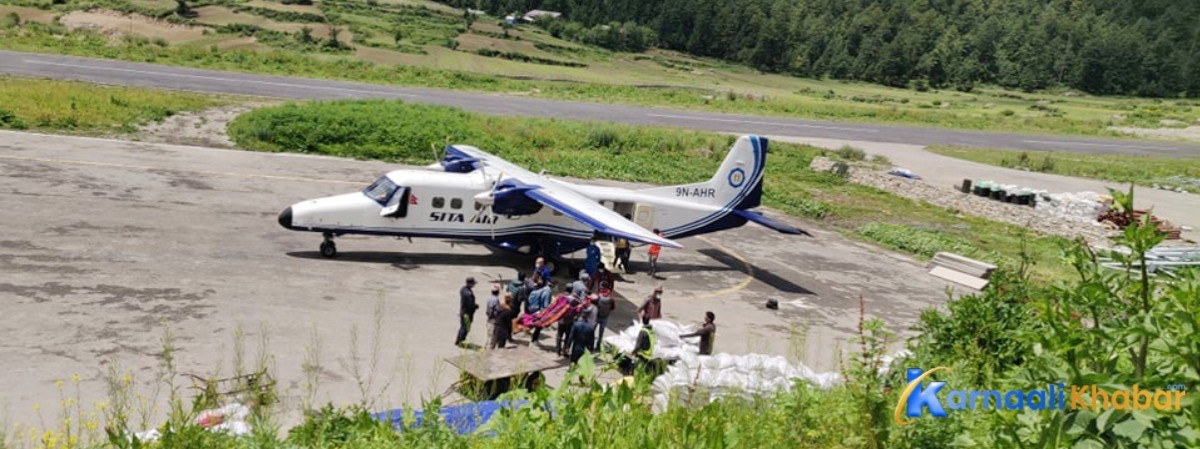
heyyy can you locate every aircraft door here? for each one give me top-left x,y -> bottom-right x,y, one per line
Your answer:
380,187 -> 410,218
633,203 -> 654,229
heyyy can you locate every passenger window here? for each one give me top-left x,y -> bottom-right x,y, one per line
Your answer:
552,209 -> 563,216
433,197 -> 445,209
451,198 -> 463,209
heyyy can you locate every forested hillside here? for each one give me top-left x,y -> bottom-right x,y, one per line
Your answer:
461,0 -> 1200,97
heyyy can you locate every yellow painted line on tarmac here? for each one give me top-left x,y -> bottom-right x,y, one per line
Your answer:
0,154 -> 362,185
681,235 -> 755,300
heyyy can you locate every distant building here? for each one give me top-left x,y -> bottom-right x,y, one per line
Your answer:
522,10 -> 562,23
466,9 -> 485,16
504,15 -> 518,26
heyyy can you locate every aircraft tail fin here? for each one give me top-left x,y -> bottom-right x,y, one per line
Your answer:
641,135 -> 766,210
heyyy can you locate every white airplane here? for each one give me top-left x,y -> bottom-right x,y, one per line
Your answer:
277,135 -> 807,270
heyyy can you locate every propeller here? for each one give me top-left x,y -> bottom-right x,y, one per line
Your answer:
472,169 -> 504,240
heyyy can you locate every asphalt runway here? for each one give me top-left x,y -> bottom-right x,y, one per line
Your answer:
0,130 -> 953,424
2,50 -> 1198,157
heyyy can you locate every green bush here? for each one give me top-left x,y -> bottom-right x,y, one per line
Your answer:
831,145 -> 867,161
0,108 -> 28,129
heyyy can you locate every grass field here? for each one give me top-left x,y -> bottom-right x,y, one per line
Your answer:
228,99 -> 1077,281
927,145 -> 1200,194
1,0 -> 1197,139
0,75 -> 238,133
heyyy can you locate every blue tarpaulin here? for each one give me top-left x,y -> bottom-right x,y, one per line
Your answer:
373,400 -> 527,435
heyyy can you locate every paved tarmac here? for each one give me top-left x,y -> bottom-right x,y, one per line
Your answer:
0,130 -> 953,425
3,50 -> 1199,157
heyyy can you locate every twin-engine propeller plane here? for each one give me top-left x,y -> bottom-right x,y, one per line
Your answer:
277,135 -> 808,270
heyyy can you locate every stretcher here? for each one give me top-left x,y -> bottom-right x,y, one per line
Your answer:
514,294 -> 572,333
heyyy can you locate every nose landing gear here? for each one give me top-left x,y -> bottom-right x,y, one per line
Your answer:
319,233 -> 337,258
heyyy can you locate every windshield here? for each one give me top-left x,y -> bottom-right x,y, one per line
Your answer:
362,176 -> 399,206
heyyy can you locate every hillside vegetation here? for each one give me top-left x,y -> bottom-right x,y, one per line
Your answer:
469,0 -> 1200,97
1,0 -> 1198,139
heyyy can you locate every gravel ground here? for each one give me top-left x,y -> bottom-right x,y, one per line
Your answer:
810,156 -> 1117,246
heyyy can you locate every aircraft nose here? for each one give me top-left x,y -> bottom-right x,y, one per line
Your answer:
277,207 -> 293,229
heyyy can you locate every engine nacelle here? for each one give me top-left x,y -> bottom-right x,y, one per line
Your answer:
491,180 -> 544,216
440,146 -> 479,173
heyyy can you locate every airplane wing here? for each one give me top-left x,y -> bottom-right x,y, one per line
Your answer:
447,145 -> 682,249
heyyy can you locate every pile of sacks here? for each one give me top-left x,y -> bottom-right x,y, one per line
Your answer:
604,319 -> 700,360
1035,191 -> 1111,223
648,353 -> 841,413
134,402 -> 253,442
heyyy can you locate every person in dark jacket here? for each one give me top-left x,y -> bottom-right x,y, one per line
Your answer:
455,277 -> 478,347
490,292 -> 517,350
593,288 -> 616,351
556,289 -> 580,357
679,311 -> 717,355
569,316 -> 595,365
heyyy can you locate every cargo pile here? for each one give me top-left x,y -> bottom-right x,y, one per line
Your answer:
1033,191 -> 1112,223
649,352 -> 841,413
604,319 -> 700,360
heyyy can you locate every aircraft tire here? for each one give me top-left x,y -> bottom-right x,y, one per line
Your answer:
320,241 -> 337,258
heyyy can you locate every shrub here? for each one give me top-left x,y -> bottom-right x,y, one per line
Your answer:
1,12 -> 19,28
999,109 -> 1015,116
0,108 -> 28,129
831,145 -> 867,161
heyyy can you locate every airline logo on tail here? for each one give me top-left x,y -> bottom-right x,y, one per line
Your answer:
728,168 -> 746,188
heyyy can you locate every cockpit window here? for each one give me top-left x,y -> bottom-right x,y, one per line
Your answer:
362,176 -> 399,206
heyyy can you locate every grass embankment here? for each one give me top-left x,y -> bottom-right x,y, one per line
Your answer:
0,75 -> 236,133
229,100 -> 1075,280
928,145 -> 1200,194
2,10 -> 1197,138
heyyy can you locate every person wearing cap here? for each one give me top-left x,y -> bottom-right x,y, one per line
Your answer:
679,311 -> 717,355
455,277 -> 479,347
485,284 -> 503,349
593,287 -> 616,351
571,270 -> 590,300
638,285 -> 664,320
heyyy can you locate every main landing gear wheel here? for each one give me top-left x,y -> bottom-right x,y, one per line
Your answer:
320,233 -> 337,258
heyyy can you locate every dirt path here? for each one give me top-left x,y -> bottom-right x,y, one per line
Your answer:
135,104 -> 275,147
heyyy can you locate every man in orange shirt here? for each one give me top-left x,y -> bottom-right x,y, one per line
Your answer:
648,228 -> 663,277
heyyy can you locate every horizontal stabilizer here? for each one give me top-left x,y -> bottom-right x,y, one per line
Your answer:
732,210 -> 810,236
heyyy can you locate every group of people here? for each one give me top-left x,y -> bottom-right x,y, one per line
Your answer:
453,234 -> 714,369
